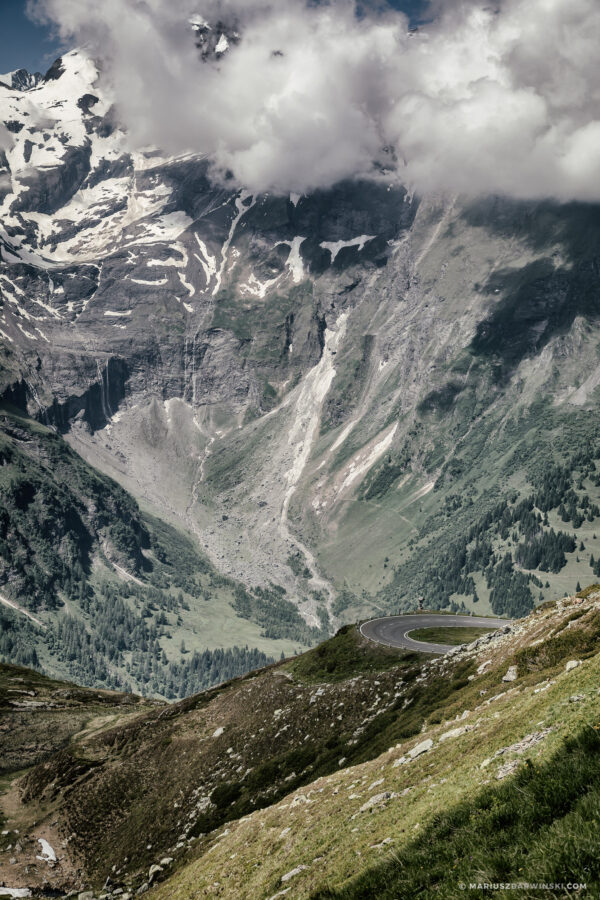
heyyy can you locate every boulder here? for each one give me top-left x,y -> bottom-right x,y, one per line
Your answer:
502,666 -> 518,682
439,726 -> 468,742
148,864 -> 163,882
409,738 -> 433,758
358,791 -> 397,813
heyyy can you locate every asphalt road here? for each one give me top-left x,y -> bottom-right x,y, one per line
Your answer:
360,614 -> 510,654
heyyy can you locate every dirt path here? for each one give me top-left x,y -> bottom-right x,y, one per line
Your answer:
110,561 -> 145,588
0,593 -> 45,629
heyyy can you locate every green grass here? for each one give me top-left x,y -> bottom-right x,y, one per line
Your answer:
409,626 -> 494,645
516,610 -> 600,677
313,723 -> 600,900
286,624 -> 420,683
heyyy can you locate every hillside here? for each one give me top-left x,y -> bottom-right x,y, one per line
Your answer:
1,589 -> 600,897
0,405 -> 323,698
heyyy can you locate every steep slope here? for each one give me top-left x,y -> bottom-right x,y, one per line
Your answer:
1,51 -> 600,637
152,587 -> 600,899
1,589 -> 599,898
0,662 -> 157,898
0,404 -> 322,697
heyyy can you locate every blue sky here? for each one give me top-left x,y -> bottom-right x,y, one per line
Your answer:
0,0 -> 63,75
0,0 -> 428,76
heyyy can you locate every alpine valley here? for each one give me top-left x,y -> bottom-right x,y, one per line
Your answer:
1,23 -> 600,900
2,47 -> 600,691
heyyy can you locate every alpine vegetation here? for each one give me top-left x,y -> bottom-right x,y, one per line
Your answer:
1,0 -> 600,897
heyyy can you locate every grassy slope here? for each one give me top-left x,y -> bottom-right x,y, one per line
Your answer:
152,589 -> 600,899
409,626 -> 494,645
3,590 -> 600,896
320,405 -> 600,614
0,630 -> 430,893
0,663 -> 158,894
287,624 -> 419,682
316,723 -> 600,899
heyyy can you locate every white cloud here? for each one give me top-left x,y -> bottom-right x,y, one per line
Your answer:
27,0 -> 600,202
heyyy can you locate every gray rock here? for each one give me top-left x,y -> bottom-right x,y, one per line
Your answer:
497,759 -> 521,780
439,725 -> 469,742
502,666 -> 518,682
358,791 -> 398,813
409,738 -> 433,758
148,864 -> 163,882
281,864 -> 309,882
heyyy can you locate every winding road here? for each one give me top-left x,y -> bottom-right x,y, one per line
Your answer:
360,614 -> 510,654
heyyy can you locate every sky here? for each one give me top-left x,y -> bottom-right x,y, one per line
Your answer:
0,0 -> 63,74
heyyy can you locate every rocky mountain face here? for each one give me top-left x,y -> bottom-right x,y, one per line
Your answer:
0,69 -> 43,93
1,49 -> 600,651
1,588 -> 600,897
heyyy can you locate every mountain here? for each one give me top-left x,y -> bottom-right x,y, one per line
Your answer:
1,587 -> 599,897
1,47 -> 600,682
0,69 -> 43,93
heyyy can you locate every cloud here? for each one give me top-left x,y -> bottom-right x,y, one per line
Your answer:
27,0 -> 600,202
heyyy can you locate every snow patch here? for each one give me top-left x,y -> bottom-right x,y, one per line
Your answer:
36,839 -> 57,862
213,191 -> 254,295
130,276 -> 168,286
240,272 -> 280,299
178,271 -> 196,297
193,234 -> 218,286
277,236 -> 306,283
320,235 -> 375,263
104,310 -> 132,317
